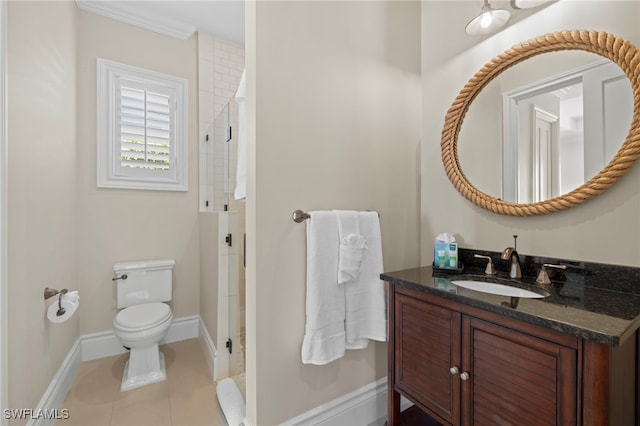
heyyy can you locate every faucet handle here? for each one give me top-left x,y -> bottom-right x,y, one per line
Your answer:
536,263 -> 567,285
474,254 -> 496,275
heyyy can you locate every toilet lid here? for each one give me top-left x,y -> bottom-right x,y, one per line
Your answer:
115,303 -> 172,330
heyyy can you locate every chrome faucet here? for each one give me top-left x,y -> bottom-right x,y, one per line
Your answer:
501,235 -> 522,279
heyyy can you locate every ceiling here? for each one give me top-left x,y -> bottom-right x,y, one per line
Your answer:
74,0 -> 553,48
75,0 -> 245,44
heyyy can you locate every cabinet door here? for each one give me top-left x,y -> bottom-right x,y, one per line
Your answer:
462,317 -> 577,426
395,293 -> 461,425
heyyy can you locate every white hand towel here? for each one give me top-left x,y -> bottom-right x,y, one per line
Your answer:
336,210 -> 368,285
216,377 -> 246,426
301,211 -> 346,365
344,211 -> 387,349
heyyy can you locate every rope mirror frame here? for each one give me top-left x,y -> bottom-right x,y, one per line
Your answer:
441,30 -> 640,216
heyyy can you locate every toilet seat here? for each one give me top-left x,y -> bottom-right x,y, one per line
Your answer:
114,302 -> 172,331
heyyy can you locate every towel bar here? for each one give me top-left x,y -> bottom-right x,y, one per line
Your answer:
292,209 -> 379,223
292,210 -> 311,223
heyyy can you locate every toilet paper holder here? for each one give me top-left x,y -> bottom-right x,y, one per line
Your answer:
44,287 -> 68,317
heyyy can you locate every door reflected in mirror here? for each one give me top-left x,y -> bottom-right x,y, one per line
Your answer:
458,51 -> 633,204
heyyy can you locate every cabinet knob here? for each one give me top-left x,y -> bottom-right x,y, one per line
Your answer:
460,372 -> 470,381
449,366 -> 459,375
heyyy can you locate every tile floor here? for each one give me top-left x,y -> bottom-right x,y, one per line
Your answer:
55,338 -> 228,426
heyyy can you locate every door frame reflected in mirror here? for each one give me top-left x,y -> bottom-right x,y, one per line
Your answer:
441,30 -> 640,216
500,58 -> 631,204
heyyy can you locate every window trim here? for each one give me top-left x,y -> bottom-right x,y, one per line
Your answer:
97,58 -> 188,191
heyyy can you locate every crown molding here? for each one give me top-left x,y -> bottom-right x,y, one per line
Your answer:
75,0 -> 197,40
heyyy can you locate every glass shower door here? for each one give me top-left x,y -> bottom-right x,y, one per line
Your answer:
223,100 -> 246,398
210,101 -> 246,425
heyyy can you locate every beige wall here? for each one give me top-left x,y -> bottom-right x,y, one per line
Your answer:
75,10 -> 200,334
7,1 -> 211,412
422,1 -> 640,266
7,0 -> 79,413
7,1 -> 201,412
246,1 -> 421,424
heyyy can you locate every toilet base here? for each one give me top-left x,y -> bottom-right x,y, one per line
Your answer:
120,344 -> 167,392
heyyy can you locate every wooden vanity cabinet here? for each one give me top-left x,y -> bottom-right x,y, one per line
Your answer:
387,285 -> 638,426
392,293 -> 462,424
459,315 -> 576,425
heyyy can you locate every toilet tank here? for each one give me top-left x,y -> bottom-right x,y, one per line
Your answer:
114,259 -> 174,308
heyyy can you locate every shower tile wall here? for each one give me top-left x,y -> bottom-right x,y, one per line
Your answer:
198,33 -> 245,212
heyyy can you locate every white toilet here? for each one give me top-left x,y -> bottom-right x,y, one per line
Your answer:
113,259 -> 174,392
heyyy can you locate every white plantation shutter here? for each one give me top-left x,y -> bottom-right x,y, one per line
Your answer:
97,59 -> 188,191
120,85 -> 171,171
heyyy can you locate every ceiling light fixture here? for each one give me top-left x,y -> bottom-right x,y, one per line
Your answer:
465,0 -> 511,36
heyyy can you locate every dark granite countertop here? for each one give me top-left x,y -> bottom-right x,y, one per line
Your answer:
381,249 -> 640,347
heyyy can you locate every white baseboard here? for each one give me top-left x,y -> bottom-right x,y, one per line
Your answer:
163,315 -> 200,343
31,314 -> 203,424
35,316 -> 414,426
281,378 -> 413,426
80,330 -> 127,362
198,317 -> 218,380
81,315 -> 201,361
27,340 -> 82,426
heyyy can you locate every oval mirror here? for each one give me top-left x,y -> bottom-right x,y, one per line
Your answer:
441,31 -> 640,216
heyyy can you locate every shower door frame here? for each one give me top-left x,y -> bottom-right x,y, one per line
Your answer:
209,101 -> 245,389
223,100 -> 245,392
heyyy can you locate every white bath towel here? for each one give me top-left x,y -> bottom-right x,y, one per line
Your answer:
301,210 -> 387,364
343,211 -> 387,349
216,377 -> 246,426
234,68 -> 247,201
336,210 -> 368,285
301,211 -> 346,365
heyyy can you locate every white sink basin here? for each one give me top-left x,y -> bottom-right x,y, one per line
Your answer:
451,280 -> 546,299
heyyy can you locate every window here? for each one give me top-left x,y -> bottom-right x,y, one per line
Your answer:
97,58 -> 188,191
